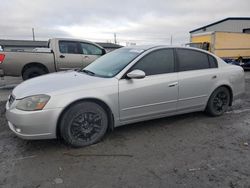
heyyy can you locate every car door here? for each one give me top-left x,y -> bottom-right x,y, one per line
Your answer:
176,48 -> 218,111
56,40 -> 83,70
118,48 -> 178,122
80,42 -> 104,68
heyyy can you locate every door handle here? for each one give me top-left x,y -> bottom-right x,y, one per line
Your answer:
84,56 -> 89,59
212,75 -> 217,79
168,82 -> 178,87
60,55 -> 65,58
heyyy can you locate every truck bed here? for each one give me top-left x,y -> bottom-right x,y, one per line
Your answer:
0,51 -> 55,77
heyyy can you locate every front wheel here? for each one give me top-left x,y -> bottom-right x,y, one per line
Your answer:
60,101 -> 108,147
206,87 -> 230,116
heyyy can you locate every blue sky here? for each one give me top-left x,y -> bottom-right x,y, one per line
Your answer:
0,0 -> 250,45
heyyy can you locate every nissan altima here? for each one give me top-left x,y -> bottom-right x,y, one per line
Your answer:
6,46 -> 245,147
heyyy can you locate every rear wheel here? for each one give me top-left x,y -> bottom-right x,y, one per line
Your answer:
206,87 -> 230,116
60,101 -> 108,147
22,66 -> 47,80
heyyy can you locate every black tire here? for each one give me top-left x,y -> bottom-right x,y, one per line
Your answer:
60,101 -> 108,147
206,87 -> 230,116
22,66 -> 47,80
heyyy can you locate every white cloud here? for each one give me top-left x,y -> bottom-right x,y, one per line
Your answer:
0,0 -> 249,45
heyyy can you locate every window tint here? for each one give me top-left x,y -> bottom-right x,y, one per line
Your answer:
131,49 -> 175,76
59,41 -> 80,54
177,49 -> 210,71
208,55 -> 217,68
80,43 -> 102,55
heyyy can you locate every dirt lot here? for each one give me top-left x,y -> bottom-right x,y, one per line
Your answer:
0,73 -> 250,188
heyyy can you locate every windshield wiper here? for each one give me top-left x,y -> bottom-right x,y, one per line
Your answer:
80,69 -> 96,76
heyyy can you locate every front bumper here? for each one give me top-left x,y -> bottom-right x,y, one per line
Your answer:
6,101 -> 63,140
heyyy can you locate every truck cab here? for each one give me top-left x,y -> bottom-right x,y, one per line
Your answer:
50,38 -> 106,71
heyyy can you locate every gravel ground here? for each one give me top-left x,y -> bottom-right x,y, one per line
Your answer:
0,73 -> 250,188
0,76 -> 22,88
0,76 -> 22,101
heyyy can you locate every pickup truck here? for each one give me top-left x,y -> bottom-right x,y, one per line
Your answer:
0,38 -> 106,80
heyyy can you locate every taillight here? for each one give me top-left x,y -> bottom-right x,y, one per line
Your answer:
0,54 -> 5,64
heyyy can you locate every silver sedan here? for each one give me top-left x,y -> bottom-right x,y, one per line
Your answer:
6,46 -> 245,147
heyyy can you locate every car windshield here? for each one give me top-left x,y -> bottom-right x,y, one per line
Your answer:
81,48 -> 144,78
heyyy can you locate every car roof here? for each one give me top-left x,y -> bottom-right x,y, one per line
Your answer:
121,45 -> 219,60
122,45 -> 165,50
122,45 -> 203,51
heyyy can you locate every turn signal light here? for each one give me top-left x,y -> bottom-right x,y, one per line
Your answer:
0,54 -> 5,63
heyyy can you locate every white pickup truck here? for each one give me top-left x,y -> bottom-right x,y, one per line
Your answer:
0,38 -> 106,80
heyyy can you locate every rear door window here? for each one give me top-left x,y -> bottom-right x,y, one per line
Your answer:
59,41 -> 81,54
176,49 -> 210,71
208,55 -> 218,68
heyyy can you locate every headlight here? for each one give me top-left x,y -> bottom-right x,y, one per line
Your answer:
16,95 -> 50,111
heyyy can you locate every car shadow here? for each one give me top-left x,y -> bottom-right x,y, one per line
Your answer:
16,111 -> 208,151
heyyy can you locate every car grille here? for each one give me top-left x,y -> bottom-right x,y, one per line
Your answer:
9,94 -> 15,106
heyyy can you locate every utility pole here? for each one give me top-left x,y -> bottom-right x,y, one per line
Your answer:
32,28 -> 35,41
114,33 -> 117,44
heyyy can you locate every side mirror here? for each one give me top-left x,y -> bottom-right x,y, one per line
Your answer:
126,69 -> 146,79
101,49 -> 106,55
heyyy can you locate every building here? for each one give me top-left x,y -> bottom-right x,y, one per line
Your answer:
0,39 -> 122,52
190,17 -> 250,35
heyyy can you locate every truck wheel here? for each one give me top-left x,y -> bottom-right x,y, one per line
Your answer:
22,66 -> 47,80
60,101 -> 108,147
206,87 -> 230,116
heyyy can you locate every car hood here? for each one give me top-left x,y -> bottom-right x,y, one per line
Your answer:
12,71 -> 117,99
